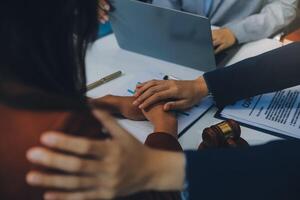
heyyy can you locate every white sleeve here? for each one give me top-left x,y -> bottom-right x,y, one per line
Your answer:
226,0 -> 299,43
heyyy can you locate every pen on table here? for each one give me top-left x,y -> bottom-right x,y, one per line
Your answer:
163,75 -> 180,80
87,71 -> 122,91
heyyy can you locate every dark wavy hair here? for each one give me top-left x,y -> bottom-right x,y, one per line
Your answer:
0,0 -> 99,99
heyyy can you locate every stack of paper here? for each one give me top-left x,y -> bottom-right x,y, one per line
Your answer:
220,86 -> 300,139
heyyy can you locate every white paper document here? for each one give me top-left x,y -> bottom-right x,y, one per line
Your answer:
113,72 -> 214,142
220,86 -> 300,139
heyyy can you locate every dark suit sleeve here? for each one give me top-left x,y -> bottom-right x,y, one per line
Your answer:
185,140 -> 300,200
204,42 -> 300,108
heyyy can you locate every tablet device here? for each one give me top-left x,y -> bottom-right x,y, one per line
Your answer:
109,0 -> 216,72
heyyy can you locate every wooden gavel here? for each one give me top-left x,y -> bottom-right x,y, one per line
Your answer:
199,119 -> 249,149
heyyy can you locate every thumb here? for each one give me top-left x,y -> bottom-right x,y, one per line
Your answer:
164,100 -> 189,111
215,44 -> 226,54
92,110 -> 129,140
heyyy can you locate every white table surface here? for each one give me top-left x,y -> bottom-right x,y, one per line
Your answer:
86,34 -> 284,150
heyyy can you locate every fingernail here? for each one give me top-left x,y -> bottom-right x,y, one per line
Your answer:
139,105 -> 143,109
27,173 -> 41,184
133,101 -> 138,105
163,105 -> 168,111
104,15 -> 109,21
165,104 -> 171,110
41,134 -> 58,146
27,149 -> 44,161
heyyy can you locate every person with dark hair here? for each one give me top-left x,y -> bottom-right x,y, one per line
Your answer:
0,0 -> 184,200
26,43 -> 300,200
0,0 -> 102,199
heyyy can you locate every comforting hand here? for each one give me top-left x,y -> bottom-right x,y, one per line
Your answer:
142,103 -> 178,137
98,0 -> 110,24
212,28 -> 237,54
134,76 -> 209,111
91,95 -> 146,121
26,111 -> 185,200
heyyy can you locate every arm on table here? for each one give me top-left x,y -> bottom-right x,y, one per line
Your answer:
204,42 -> 300,108
185,140 -> 300,200
90,95 -> 145,120
226,0 -> 298,43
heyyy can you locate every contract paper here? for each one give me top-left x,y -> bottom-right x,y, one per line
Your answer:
113,72 -> 214,142
221,86 -> 300,139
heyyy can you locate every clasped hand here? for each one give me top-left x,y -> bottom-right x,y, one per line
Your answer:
134,76 -> 209,111
26,74 -> 210,199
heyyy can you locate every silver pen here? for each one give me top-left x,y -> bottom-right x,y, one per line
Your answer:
87,71 -> 122,91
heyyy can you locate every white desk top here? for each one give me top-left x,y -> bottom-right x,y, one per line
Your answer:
86,34 -> 284,150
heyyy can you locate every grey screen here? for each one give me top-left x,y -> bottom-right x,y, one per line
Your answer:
109,0 -> 216,72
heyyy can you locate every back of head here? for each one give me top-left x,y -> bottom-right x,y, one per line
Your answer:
0,1 -> 103,199
0,0 -> 99,98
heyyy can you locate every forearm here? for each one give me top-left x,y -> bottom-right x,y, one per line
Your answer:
203,42 -> 300,108
185,140 -> 300,199
226,0 -> 298,43
89,95 -> 120,115
144,149 -> 186,191
153,118 -> 178,137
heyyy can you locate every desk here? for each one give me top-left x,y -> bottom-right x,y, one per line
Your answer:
86,34 -> 284,150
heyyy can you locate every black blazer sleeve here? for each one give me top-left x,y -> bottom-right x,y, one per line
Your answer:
204,42 -> 300,108
185,140 -> 300,200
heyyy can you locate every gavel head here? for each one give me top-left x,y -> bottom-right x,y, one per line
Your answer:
200,119 -> 246,149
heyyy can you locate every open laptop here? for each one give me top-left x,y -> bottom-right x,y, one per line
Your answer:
108,0 -> 217,72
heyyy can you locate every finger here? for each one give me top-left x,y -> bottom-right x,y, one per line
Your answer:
26,148 -> 102,173
135,83 -> 147,91
211,30 -> 219,40
99,0 -> 110,11
26,171 -> 98,190
134,80 -> 159,97
139,90 -> 175,109
98,10 -> 109,24
99,10 -> 109,21
164,100 -> 190,111
133,85 -> 168,106
44,189 -> 114,200
213,39 -> 222,47
93,110 -> 131,141
215,44 -> 226,54
136,81 -> 147,88
40,132 -> 110,157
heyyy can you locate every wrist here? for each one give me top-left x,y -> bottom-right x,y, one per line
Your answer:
153,117 -> 178,136
144,149 -> 186,191
94,95 -> 120,114
224,28 -> 237,45
195,76 -> 209,97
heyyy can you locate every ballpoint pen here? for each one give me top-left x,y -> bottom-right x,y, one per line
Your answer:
87,71 -> 122,91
